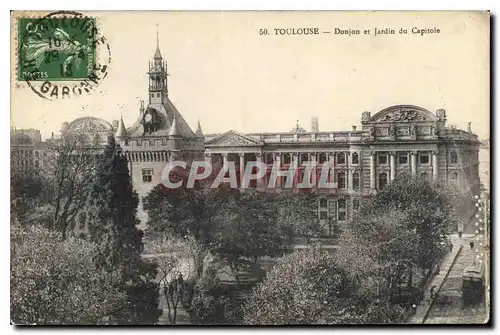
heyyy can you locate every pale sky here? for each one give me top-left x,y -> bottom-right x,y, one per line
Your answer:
11,11 -> 490,140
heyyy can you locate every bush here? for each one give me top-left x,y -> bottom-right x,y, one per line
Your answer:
10,224 -> 127,325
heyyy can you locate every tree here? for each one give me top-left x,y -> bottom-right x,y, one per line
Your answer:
243,245 -> 364,325
336,173 -> 461,312
85,137 -> 161,324
368,173 -> 457,270
47,134 -> 99,239
10,224 -> 127,325
244,245 -> 407,325
337,208 -> 420,304
144,165 -> 324,323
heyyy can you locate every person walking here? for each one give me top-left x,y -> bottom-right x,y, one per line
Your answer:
458,222 -> 464,239
470,241 -> 475,250
429,285 -> 437,303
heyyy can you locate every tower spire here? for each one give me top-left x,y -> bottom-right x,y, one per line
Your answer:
154,23 -> 162,59
195,119 -> 204,136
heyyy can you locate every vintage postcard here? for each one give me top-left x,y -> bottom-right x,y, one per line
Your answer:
10,11 -> 490,325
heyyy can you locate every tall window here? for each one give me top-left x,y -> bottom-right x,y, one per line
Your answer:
337,199 -> 347,221
338,172 -> 346,189
378,172 -> 388,190
142,169 -> 153,183
353,172 -> 360,190
450,152 -> 458,164
266,153 -> 274,164
142,196 -> 149,210
398,152 -> 408,165
450,171 -> 458,185
337,152 -> 346,165
319,198 -> 328,221
319,153 -> 327,164
420,152 -> 430,164
378,152 -> 388,165
351,152 -> 359,165
300,153 -> 309,164
283,153 -> 291,165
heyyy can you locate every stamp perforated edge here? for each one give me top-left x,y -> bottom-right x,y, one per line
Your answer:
11,11 -> 107,90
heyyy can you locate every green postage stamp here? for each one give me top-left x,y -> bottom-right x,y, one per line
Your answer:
18,16 -> 97,81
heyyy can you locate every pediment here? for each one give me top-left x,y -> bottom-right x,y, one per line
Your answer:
369,105 -> 439,123
205,130 -> 262,146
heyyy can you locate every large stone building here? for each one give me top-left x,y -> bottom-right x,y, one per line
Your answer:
50,38 -> 481,234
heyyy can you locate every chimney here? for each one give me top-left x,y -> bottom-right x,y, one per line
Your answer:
352,125 -> 357,131
467,122 -> 472,132
51,132 -> 54,139
311,117 -> 319,133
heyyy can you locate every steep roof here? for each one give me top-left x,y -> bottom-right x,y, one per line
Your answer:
168,116 -> 179,136
195,120 -> 203,136
115,117 -> 127,137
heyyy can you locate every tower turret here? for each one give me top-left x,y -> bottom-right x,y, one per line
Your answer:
115,116 -> 127,138
195,119 -> 204,137
148,25 -> 168,104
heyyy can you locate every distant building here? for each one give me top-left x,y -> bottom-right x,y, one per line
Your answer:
30,33 -> 481,235
10,128 -> 50,170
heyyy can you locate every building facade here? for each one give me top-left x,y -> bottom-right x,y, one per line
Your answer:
10,128 -> 50,170
43,39 -> 481,233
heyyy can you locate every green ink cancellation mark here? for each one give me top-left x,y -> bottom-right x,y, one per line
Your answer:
18,17 -> 97,81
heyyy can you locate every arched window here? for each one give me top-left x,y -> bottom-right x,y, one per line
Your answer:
352,152 -> 359,165
283,153 -> 291,165
319,198 -> 328,220
266,153 -> 274,164
378,172 -> 388,190
337,199 -> 347,221
319,198 -> 327,207
338,172 -> 346,189
353,172 -> 360,190
319,153 -> 327,164
337,152 -> 346,165
300,153 -> 309,164
450,152 -> 458,164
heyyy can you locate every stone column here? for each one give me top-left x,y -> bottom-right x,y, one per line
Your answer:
239,153 -> 245,187
256,152 -> 265,189
346,152 -> 351,191
328,152 -> 335,194
432,150 -> 439,179
292,153 -> 299,190
275,153 -> 282,189
370,151 -> 376,190
204,152 -> 211,164
390,151 -> 396,181
310,153 -> 317,189
222,153 -> 228,169
411,151 -> 417,175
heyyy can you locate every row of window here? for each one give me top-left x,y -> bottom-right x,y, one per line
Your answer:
262,151 -> 460,166
264,152 -> 360,165
318,198 -> 360,222
11,150 -> 47,158
12,160 -> 41,168
142,168 -> 461,186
